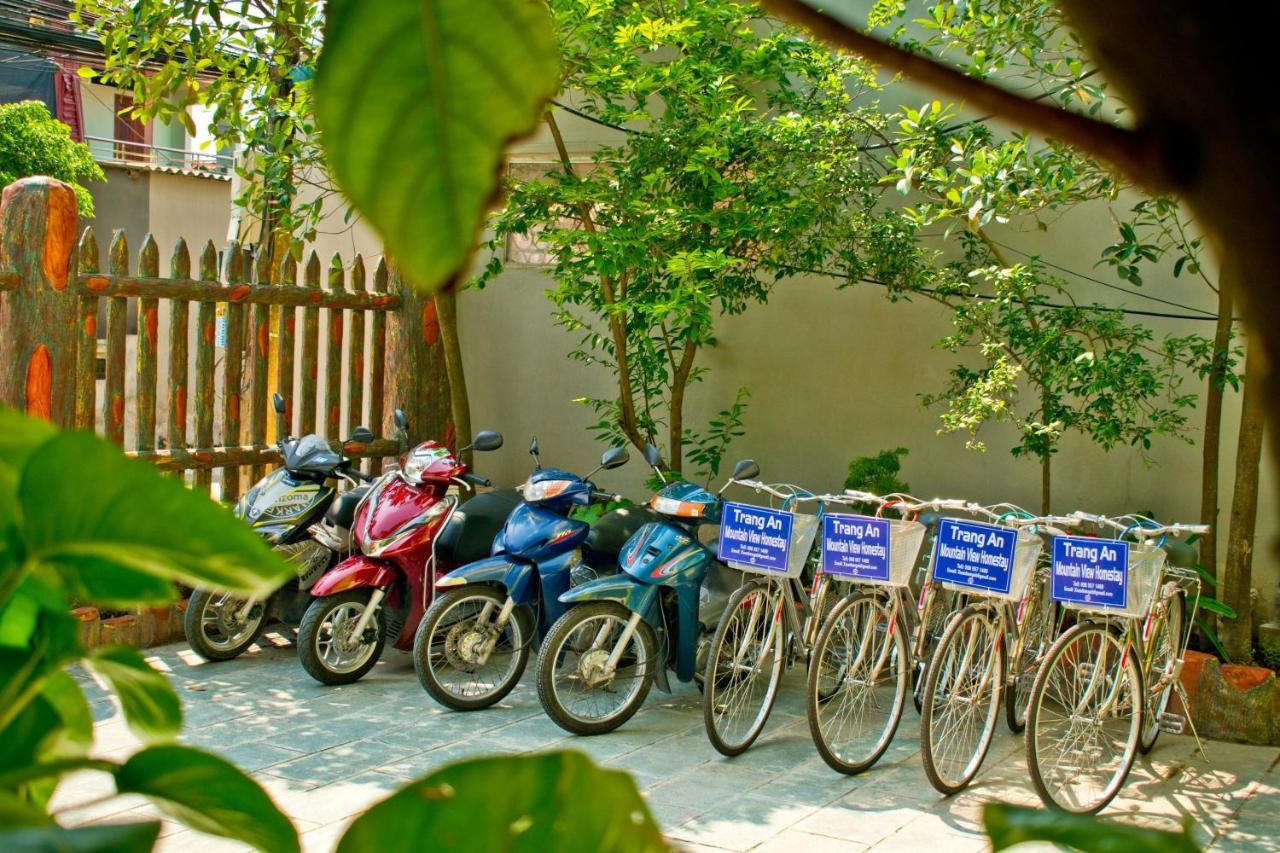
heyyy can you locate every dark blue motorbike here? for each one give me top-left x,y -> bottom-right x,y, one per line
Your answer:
535,445 -> 759,735
413,438 -> 652,710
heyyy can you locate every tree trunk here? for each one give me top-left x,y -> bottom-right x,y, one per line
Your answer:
384,267 -> 451,449
1221,344 -> 1265,662
435,285 -> 473,469
667,341 -> 698,473
1199,285 -> 1234,585
1041,453 -> 1051,515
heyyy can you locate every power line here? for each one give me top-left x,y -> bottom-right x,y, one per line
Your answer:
986,237 -> 1220,319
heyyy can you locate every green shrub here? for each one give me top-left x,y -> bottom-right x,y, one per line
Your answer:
844,447 -> 911,495
0,101 -> 104,216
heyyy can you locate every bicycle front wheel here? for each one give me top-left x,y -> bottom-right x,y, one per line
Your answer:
1026,621 -> 1143,813
807,592 -> 908,775
920,603 -> 1004,794
702,580 -> 785,757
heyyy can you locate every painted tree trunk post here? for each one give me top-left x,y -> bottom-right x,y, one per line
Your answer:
102,231 -> 129,445
221,242 -> 247,504
276,251 -> 298,440
435,285 -> 472,468
135,234 -> 160,452
248,248 -> 272,484
299,251 -> 321,435
74,228 -> 99,430
384,266 -> 451,449
367,258 -> 389,473
1200,285 -> 1235,587
325,253 -> 346,440
0,177 -> 80,425
193,241 -> 217,494
347,254 -> 367,438
167,239 -> 191,475
1222,346 -> 1266,661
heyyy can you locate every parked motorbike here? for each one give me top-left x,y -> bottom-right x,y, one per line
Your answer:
184,393 -> 373,662
296,414 -> 519,684
413,437 -> 652,710
535,445 -> 759,735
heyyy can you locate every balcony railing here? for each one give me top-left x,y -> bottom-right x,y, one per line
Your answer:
83,135 -> 233,177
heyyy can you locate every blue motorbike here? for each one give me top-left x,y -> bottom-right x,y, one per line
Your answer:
535,445 -> 759,735
413,437 -> 652,710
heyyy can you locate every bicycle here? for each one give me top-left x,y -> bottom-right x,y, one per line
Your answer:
916,506 -> 1060,794
1024,512 -> 1208,813
804,490 -> 976,777
699,480 -> 830,757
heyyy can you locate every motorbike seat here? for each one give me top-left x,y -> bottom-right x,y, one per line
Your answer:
1161,538 -> 1198,569
583,505 -> 663,572
324,484 -> 371,530
436,488 -> 523,566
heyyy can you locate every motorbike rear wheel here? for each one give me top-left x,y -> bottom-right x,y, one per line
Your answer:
297,589 -> 386,685
184,588 -> 266,662
414,586 -> 533,711
537,602 -> 656,736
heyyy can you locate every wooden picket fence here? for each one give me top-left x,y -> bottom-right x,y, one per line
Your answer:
0,176 -> 447,502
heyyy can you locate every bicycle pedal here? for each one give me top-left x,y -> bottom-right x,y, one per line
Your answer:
1158,712 -> 1186,735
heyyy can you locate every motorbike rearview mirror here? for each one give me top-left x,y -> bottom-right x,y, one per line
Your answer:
272,392 -> 285,415
601,446 -> 630,470
720,458 -> 759,493
529,436 -> 541,469
466,429 -> 503,453
393,409 -> 408,433
643,443 -> 662,469
346,426 -> 375,446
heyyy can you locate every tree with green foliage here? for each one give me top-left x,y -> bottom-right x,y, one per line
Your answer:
859,7 -> 1205,517
845,447 -> 911,495
0,101 -> 103,216
471,0 -> 905,473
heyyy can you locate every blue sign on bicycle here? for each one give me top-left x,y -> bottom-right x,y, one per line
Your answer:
931,519 -> 1018,594
821,514 -> 892,581
1051,536 -> 1129,609
718,502 -> 793,572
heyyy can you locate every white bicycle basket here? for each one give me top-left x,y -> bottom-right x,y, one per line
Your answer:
728,512 -> 819,579
1062,544 -> 1166,619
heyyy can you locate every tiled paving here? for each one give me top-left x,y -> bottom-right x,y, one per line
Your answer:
59,635 -> 1280,851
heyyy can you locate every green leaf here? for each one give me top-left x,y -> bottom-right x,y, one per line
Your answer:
315,0 -> 560,292
0,822 -> 160,852
1195,614 -> 1230,661
40,670 -> 94,746
984,802 -> 1200,853
18,430 -> 290,598
1197,597 -> 1237,618
0,790 -> 56,828
115,746 -> 299,853
337,751 -> 665,853
85,646 -> 181,742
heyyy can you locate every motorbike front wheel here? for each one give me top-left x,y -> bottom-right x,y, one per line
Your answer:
537,602 -> 656,736
297,590 -> 386,685
184,588 -> 267,662
414,586 -> 533,711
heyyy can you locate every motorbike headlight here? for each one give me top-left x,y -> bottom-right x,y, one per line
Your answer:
401,454 -> 429,484
522,479 -> 575,502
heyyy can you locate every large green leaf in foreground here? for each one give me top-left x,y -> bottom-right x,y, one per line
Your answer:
338,751 -> 666,852
14,425 -> 290,599
315,0 -> 560,292
983,803 -> 1201,853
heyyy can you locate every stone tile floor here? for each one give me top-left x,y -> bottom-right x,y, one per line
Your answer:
58,633 -> 1280,852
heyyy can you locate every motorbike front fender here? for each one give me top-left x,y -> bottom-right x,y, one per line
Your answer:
310,556 -> 396,597
558,574 -> 659,619
437,556 -> 538,605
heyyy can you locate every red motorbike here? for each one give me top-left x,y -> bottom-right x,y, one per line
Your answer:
297,412 -> 518,684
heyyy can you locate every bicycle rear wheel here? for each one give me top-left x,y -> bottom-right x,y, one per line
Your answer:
1140,591 -> 1185,753
807,592 -> 908,775
702,580 -> 785,757
1026,621 -> 1142,813
919,603 -> 1004,794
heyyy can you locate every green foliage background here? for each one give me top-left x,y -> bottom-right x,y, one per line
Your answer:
0,101 -> 103,216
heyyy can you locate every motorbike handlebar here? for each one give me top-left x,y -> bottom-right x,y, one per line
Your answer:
592,490 -> 621,504
461,472 -> 492,488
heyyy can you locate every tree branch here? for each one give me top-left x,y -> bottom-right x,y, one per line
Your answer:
759,0 -> 1167,189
